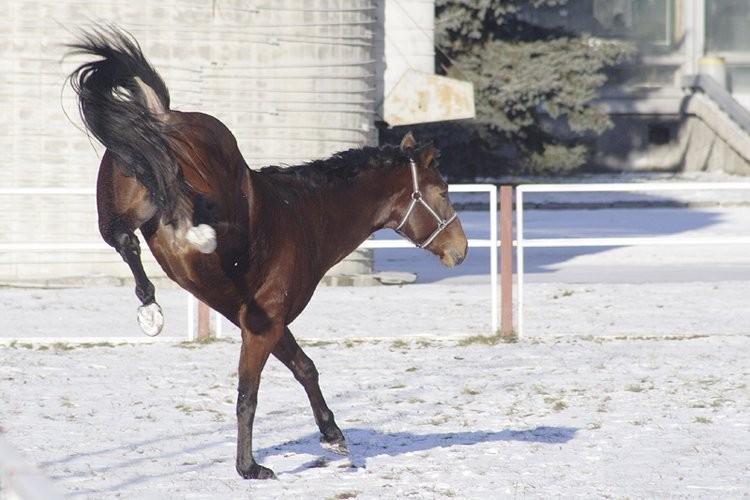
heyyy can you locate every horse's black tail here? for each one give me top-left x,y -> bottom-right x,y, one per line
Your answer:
67,26 -> 183,220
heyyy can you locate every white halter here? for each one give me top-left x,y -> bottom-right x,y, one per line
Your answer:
394,159 -> 458,249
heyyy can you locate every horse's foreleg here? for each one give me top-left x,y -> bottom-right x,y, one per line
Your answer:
235,310 -> 279,480
272,327 -> 347,454
105,220 -> 162,336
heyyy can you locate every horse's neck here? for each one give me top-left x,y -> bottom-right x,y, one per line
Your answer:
253,168 -> 395,272
318,176 -> 395,269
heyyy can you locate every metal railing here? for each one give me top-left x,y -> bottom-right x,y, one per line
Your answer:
1,184 -> 499,342
682,73 -> 750,135
7,182 -> 750,341
203,183 -> 499,337
373,183 -> 498,332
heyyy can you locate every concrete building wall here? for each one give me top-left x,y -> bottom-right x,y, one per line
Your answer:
374,0 -> 434,107
0,0 -> 378,283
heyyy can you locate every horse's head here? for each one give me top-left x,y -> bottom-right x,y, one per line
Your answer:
389,132 -> 468,268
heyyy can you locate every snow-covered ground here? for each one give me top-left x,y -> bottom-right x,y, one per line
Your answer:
4,202 -> 750,338
3,279 -> 750,342
6,203 -> 750,342
0,333 -> 748,498
1,280 -> 749,498
2,197 -> 750,497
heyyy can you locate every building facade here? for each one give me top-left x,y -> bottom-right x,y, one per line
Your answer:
524,0 -> 750,173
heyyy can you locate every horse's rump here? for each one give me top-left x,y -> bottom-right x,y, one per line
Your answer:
67,28 -> 185,223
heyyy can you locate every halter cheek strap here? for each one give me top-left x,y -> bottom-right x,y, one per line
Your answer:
395,159 -> 458,249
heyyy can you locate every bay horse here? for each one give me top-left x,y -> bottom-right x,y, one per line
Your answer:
67,27 -> 467,479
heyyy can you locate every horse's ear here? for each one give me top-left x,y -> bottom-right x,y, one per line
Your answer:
416,144 -> 438,168
400,131 -> 417,152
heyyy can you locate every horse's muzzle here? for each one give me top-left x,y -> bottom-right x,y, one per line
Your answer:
440,243 -> 467,268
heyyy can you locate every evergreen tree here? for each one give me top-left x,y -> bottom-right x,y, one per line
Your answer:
385,1 -> 633,178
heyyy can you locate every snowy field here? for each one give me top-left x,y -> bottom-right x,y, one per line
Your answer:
3,280 -> 750,343
1,332 -> 748,498
5,202 -> 750,341
1,280 -> 749,498
2,197 -> 750,497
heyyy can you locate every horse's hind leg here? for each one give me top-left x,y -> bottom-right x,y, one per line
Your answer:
97,155 -> 163,336
109,220 -> 163,336
272,327 -> 347,454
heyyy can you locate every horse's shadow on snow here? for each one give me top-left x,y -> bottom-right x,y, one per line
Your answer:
257,426 -> 578,474
49,425 -> 577,493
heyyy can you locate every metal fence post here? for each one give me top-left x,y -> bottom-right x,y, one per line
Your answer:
500,185 -> 514,337
197,301 -> 211,341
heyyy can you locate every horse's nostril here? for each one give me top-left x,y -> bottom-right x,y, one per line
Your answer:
448,248 -> 466,266
454,249 -> 466,266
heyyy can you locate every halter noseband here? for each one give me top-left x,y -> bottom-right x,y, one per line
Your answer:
394,158 -> 458,249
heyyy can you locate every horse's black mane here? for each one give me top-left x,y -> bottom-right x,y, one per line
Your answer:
259,144 -> 409,185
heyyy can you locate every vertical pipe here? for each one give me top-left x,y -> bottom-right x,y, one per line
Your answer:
489,185 -> 498,333
516,188 -> 524,338
685,0 -> 705,74
197,301 -> 211,341
214,310 -> 223,339
695,0 -> 706,58
186,292 -> 195,341
500,185 -> 514,337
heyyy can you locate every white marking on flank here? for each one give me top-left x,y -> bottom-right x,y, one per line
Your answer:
186,224 -> 217,254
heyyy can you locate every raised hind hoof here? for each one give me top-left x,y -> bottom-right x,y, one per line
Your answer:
236,463 -> 276,480
320,434 -> 349,456
186,224 -> 217,254
137,302 -> 164,337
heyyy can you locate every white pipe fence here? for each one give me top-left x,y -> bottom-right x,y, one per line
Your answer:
203,183 -> 499,338
5,182 -> 750,342
515,182 -> 750,338
1,184 -> 499,342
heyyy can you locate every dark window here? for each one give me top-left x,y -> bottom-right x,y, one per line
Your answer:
648,124 -> 671,145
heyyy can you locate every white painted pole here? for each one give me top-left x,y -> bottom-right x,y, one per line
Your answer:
0,188 -> 96,195
518,182 -> 750,192
489,185 -> 498,333
361,238 -> 494,248
516,189 -> 525,339
214,310 -> 223,339
521,236 -> 750,247
186,292 -> 195,341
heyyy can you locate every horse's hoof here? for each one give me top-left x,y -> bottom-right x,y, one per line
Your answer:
236,463 -> 276,480
321,435 -> 349,456
137,302 -> 164,337
186,224 -> 217,254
